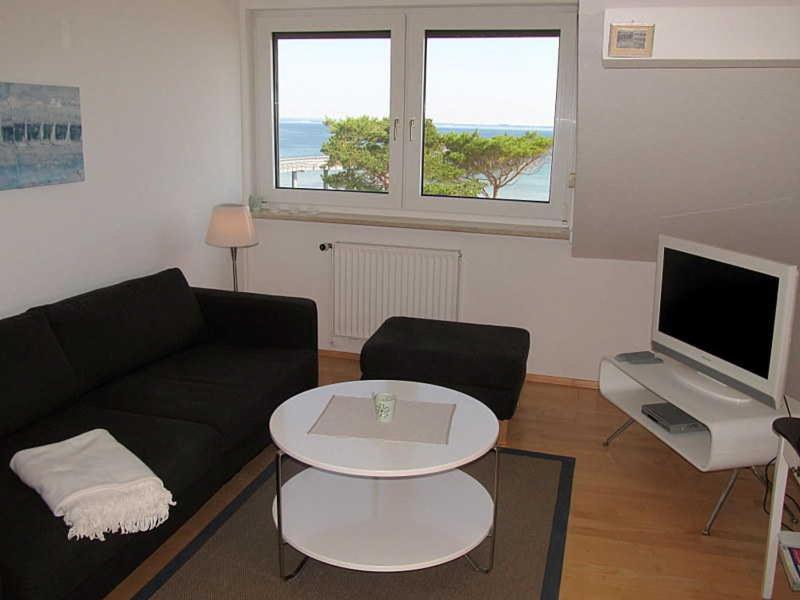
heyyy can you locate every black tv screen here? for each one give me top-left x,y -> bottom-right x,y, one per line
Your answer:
658,248 -> 780,378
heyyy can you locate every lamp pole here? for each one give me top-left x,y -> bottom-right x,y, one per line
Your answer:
230,247 -> 240,292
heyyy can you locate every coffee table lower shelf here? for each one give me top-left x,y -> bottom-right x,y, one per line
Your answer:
271,467 -> 494,572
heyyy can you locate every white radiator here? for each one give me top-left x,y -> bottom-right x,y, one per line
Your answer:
332,242 -> 462,339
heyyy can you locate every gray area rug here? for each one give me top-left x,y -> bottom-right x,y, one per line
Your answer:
139,448 -> 574,600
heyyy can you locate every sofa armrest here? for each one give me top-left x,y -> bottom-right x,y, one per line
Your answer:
193,287 -> 317,350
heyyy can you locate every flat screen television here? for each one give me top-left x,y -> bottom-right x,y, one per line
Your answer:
652,236 -> 798,409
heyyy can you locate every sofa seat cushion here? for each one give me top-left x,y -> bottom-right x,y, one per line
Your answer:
30,269 -> 206,394
83,343 -> 317,448
0,405 -> 222,600
0,312 -> 78,438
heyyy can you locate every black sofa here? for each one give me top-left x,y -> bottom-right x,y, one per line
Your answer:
0,268 -> 318,600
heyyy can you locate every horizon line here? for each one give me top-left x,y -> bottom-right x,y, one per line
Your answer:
280,117 -> 554,129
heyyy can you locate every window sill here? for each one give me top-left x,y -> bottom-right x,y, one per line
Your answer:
253,209 -> 570,240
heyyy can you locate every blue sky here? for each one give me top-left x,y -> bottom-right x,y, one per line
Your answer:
0,82 -> 81,123
276,35 -> 559,127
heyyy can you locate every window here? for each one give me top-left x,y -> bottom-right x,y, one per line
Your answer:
421,31 -> 559,203
253,7 -> 576,224
273,32 -> 392,193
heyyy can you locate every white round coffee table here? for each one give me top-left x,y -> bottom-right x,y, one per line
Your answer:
269,379 -> 499,579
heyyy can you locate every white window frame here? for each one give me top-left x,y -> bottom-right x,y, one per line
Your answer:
254,10 -> 406,210
252,5 -> 577,225
403,6 -> 576,222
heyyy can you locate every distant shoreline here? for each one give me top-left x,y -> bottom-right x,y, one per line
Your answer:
280,117 -> 554,131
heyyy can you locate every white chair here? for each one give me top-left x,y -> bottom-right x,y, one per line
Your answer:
763,417 -> 800,599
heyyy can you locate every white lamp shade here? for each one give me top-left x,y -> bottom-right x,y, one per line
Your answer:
205,204 -> 258,248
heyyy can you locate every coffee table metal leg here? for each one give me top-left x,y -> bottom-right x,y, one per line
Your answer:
276,450 -> 308,581
465,446 -> 500,574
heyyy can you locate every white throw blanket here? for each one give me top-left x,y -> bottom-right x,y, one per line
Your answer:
9,429 -> 175,541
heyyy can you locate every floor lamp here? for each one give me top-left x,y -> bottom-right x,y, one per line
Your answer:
205,204 -> 259,292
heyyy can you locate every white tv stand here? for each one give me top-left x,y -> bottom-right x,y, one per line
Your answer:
599,354 -> 794,534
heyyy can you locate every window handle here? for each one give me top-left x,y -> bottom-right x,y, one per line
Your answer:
408,118 -> 416,142
392,118 -> 399,142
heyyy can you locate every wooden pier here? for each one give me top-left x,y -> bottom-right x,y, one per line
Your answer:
279,155 -> 331,188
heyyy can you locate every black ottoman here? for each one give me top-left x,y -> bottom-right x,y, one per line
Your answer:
360,317 -> 530,436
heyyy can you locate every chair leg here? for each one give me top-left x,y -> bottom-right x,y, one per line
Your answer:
498,420 -> 510,447
763,440 -> 791,598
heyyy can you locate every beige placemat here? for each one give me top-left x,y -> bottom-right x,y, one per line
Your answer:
308,395 -> 456,445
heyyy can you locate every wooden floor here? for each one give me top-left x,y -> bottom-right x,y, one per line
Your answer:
109,355 -> 796,599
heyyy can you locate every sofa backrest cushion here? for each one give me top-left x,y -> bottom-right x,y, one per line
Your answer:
0,312 -> 79,438
30,269 -> 206,393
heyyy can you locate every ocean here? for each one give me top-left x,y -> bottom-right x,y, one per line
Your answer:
277,119 -> 552,202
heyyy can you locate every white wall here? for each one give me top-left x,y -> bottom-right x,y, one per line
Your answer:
248,220 -> 655,380
239,0 -> 657,381
241,0 -> 800,389
0,0 -> 242,317
571,0 -> 800,396
572,0 -> 800,261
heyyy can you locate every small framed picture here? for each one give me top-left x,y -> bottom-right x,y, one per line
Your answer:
608,24 -> 655,58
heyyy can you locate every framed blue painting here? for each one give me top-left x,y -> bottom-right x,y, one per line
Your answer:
0,82 -> 85,191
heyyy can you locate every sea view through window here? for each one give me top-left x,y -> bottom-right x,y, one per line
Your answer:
277,119 -> 553,202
